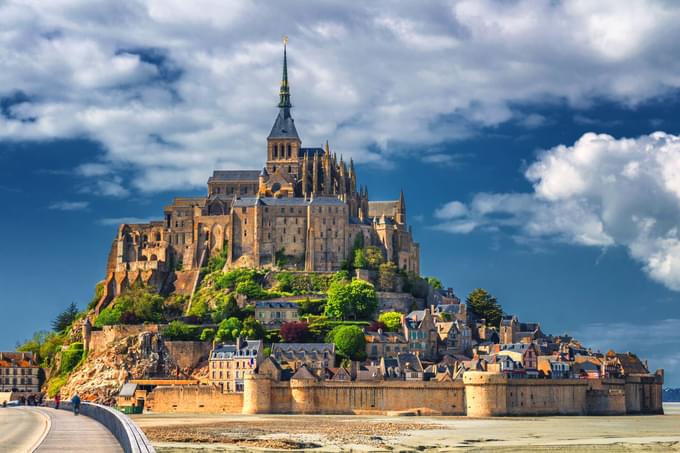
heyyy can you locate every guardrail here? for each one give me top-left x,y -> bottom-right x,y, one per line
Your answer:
54,401 -> 155,453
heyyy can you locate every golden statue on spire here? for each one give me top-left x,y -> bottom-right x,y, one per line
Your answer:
283,36 -> 288,46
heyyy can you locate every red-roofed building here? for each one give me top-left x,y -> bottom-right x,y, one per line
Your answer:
0,352 -> 41,392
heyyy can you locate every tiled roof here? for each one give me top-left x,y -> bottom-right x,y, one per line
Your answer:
211,340 -> 262,359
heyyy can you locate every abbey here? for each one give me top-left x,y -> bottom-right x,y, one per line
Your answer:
96,44 -> 419,312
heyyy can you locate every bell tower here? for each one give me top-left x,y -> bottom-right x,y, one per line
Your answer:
266,37 -> 302,184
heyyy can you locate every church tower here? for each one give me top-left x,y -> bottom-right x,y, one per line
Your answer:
264,38 -> 302,195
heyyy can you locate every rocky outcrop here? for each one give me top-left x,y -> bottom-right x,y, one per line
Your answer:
59,332 -> 179,404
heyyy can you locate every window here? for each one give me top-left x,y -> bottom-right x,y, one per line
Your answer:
287,143 -> 291,158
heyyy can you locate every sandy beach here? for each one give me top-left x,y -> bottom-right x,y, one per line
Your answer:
132,403 -> 680,452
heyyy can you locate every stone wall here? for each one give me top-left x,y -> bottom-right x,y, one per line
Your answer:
376,291 -> 424,314
89,324 -> 163,355
586,379 -> 626,415
148,385 -> 243,413
243,375 -> 466,415
164,341 -> 212,370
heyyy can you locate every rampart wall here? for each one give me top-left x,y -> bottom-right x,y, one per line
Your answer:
147,372 -> 664,417
89,324 -> 163,355
147,385 -> 243,413
164,341 -> 212,370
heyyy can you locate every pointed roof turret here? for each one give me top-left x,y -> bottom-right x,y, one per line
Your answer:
268,37 -> 299,140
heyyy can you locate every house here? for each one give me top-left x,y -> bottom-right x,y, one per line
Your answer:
499,315 -> 544,344
537,355 -> 571,379
485,353 -> 525,378
380,353 -> 425,380
209,338 -> 264,393
255,301 -> 299,327
271,343 -> 335,372
0,352 -> 41,393
364,329 -> 408,360
116,383 -> 147,414
355,364 -> 383,381
258,356 -> 284,381
402,309 -> 438,361
434,302 -> 467,322
437,319 -> 472,356
325,367 -> 352,381
605,351 -> 649,378
496,343 -> 539,377
573,355 -> 603,379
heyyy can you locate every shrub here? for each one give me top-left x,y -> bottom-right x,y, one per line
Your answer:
211,293 -> 240,323
164,321 -> 201,341
280,321 -> 311,343
216,317 -> 242,342
378,262 -> 398,291
378,311 -> 403,332
60,342 -> 84,375
47,375 -> 68,398
94,287 -> 164,328
214,268 -> 265,291
200,328 -> 215,342
298,298 -> 325,316
87,282 -> 105,311
205,247 -> 228,274
241,316 -> 266,340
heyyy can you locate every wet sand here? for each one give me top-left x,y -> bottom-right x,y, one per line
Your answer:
133,403 -> 680,452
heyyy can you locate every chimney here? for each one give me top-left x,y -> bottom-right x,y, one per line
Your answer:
236,336 -> 242,352
350,360 -> 358,380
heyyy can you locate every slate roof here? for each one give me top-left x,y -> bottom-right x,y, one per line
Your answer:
299,147 -> 324,158
119,383 -> 137,397
268,108 -> 300,139
436,304 -> 463,314
255,301 -> 299,309
272,343 -> 335,363
368,200 -> 399,218
232,196 -> 346,208
211,340 -> 262,359
209,170 -> 261,183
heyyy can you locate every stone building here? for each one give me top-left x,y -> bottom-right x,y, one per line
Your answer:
499,315 -> 544,344
271,343 -> 335,372
0,352 -> 40,393
364,329 -> 408,360
209,338 -> 263,393
95,42 -> 419,313
402,309 -> 439,361
255,301 -> 299,327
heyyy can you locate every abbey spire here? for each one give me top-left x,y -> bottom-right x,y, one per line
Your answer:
278,37 -> 291,109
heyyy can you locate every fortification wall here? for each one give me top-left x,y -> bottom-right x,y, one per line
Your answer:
585,379 -> 626,415
164,341 -> 212,370
624,374 -> 664,414
243,377 -> 465,415
464,372 -> 590,416
376,292 -> 424,313
148,385 -> 242,413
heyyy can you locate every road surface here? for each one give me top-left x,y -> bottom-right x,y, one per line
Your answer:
0,406 -> 123,452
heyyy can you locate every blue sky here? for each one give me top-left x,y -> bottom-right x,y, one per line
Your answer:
2,0 -> 680,386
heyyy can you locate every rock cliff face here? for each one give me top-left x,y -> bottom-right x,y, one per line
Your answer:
59,332 -> 178,404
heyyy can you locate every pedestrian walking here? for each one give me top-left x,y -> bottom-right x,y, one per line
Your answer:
71,394 -> 81,416
54,393 -> 61,409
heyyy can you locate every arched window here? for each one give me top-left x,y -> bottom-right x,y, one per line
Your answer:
287,143 -> 291,158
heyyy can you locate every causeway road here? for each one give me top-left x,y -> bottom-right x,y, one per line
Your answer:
0,406 -> 123,452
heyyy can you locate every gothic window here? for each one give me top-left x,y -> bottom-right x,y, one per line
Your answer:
288,165 -> 291,173
273,144 -> 277,159
155,232 -> 161,241
287,143 -> 291,158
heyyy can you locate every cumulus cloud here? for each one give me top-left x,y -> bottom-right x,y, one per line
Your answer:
434,132 -> 680,291
48,200 -> 89,211
2,1 -> 680,194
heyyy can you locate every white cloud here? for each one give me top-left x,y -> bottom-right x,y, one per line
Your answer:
2,1 -> 680,194
435,132 -> 680,291
97,217 -> 156,226
48,200 -> 89,211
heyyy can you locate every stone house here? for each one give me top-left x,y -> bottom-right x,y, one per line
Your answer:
572,355 -> 603,379
0,352 -> 40,393
271,343 -> 335,372
324,367 -> 352,381
496,343 -> 539,377
605,351 -> 649,378
364,329 -> 408,360
379,353 -> 424,381
499,315 -> 544,344
485,354 -> 523,377
402,309 -> 438,361
537,356 -> 571,379
209,338 -> 264,393
255,301 -> 299,327
436,319 -> 472,356
434,302 -> 467,323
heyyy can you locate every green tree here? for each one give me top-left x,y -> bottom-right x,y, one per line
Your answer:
426,276 -> 443,290
324,281 -> 354,320
324,280 -> 377,320
211,294 -> 240,323
241,316 -> 265,340
350,280 -> 378,320
364,246 -> 384,269
52,302 -> 80,332
331,325 -> 366,361
378,262 -> 398,291
378,311 -> 403,332
466,288 -> 503,327
353,248 -> 368,269
164,321 -> 200,340
216,317 -> 242,342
